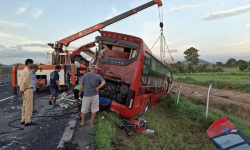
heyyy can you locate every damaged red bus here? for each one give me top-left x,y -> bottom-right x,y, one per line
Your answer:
91,31 -> 173,118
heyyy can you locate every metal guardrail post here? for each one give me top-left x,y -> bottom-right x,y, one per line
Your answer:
162,85 -> 176,99
177,83 -> 183,105
206,84 -> 213,118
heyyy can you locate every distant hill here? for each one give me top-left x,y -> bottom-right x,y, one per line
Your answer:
0,63 -> 8,68
181,59 -> 214,65
0,63 -> 24,68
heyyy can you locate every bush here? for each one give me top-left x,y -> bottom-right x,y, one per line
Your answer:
212,67 -> 224,72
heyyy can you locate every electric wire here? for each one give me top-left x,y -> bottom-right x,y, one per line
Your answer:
163,35 -> 174,62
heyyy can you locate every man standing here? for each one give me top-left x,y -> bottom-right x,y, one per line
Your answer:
79,65 -> 105,126
49,65 -> 61,107
20,59 -> 36,126
31,64 -> 38,113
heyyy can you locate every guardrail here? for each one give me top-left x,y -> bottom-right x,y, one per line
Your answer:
0,67 -> 12,84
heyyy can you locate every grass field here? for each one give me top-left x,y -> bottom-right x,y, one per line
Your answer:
174,68 -> 250,91
91,95 -> 250,150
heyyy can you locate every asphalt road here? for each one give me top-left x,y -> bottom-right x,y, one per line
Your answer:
0,84 -> 76,150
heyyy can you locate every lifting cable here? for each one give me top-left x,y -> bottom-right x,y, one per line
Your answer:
151,6 -> 174,62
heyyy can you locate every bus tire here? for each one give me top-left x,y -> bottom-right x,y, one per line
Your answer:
144,98 -> 151,113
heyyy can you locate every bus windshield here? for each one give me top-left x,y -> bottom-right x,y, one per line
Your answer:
97,42 -> 139,65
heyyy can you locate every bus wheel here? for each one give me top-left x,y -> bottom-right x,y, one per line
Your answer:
144,99 -> 151,113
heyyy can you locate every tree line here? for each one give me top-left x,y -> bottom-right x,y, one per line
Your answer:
170,47 -> 250,73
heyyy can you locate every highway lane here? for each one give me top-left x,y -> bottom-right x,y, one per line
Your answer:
0,84 -> 13,100
0,84 -> 73,150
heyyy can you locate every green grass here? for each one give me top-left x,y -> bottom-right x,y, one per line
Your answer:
91,95 -> 250,150
90,113 -> 117,150
174,68 -> 250,91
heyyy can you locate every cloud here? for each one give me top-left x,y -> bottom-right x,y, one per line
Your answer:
246,24 -> 250,28
16,5 -> 29,14
0,31 -> 28,41
31,8 -> 44,18
0,20 -> 31,28
165,3 -> 209,13
224,40 -> 250,46
199,5 -> 250,20
169,49 -> 178,53
105,7 -> 120,20
21,43 -> 48,48
0,45 -> 45,59
221,2 -> 226,6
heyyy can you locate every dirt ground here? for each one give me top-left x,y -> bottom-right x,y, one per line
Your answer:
171,82 -> 250,122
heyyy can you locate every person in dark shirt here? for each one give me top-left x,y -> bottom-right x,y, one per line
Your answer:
49,65 -> 61,107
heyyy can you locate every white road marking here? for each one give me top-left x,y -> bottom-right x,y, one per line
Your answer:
0,84 -> 11,87
57,119 -> 77,148
0,96 -> 15,102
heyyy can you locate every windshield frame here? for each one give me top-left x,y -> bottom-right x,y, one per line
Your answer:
95,36 -> 140,66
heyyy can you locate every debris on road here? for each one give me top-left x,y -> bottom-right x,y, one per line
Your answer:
144,129 -> 154,134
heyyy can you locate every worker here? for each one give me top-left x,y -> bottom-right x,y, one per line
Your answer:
74,84 -> 84,111
99,97 -> 111,111
20,59 -> 36,126
49,65 -> 61,107
79,65 -> 106,126
99,97 -> 119,114
31,64 -> 38,113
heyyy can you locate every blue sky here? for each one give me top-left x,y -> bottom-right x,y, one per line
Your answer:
0,0 -> 249,65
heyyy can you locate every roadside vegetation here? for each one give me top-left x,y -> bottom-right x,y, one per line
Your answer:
171,48 -> 250,91
174,68 -> 250,92
91,95 -> 250,150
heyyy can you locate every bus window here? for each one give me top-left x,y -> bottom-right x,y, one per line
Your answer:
141,53 -> 170,87
98,43 -> 138,61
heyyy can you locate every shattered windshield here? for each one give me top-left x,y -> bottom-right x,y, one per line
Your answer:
97,43 -> 138,61
213,134 -> 248,149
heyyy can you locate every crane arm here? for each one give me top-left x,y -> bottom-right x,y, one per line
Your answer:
50,0 -> 162,49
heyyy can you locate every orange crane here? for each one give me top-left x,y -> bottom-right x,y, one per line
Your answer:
48,0 -> 162,53
12,0 -> 163,95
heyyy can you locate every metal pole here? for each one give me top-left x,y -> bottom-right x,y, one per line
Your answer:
206,84 -> 213,118
162,85 -> 176,99
177,83 -> 183,105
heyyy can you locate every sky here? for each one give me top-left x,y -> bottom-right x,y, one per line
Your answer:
0,0 -> 249,65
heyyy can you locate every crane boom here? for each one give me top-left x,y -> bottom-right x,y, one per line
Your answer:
49,0 -> 162,50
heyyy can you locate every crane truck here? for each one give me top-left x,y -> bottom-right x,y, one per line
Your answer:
12,0 -> 164,95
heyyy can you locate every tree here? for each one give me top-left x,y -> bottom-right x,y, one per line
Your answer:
196,64 -> 209,72
183,47 -> 200,73
238,60 -> 249,71
216,62 -> 224,67
226,58 -> 237,68
175,61 -> 185,73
